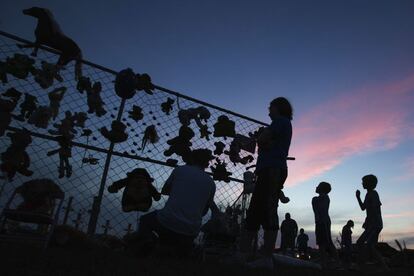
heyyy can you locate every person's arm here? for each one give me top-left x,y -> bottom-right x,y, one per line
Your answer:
312,197 -> 319,222
149,183 -> 161,201
356,190 -> 366,210
161,169 -> 176,195
107,178 -> 128,193
293,221 -> 298,237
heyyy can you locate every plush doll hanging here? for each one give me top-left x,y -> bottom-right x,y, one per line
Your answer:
135,73 -> 154,95
87,81 -> 106,117
161,98 -> 174,115
141,125 -> 159,151
48,111 -> 77,138
47,135 -> 72,178
76,76 -> 92,94
114,68 -> 137,99
0,89 -> 21,136
0,128 -> 33,181
210,158 -> 232,183
33,61 -> 63,89
128,105 -> 144,122
5,53 -> 36,80
224,139 -> 254,166
48,87 -> 66,120
18,93 -> 38,121
100,120 -> 128,143
164,125 -> 194,162
28,105 -> 53,129
15,178 -> 64,213
107,168 -> 161,212
72,112 -> 88,128
213,141 -> 225,156
213,115 -> 236,139
178,106 -> 211,126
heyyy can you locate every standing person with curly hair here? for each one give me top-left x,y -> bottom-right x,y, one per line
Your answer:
238,97 -> 293,270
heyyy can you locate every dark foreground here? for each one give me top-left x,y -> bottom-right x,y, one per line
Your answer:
1,243 -> 413,276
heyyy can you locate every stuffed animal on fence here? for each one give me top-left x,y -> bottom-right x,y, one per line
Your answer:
15,178 -> 64,213
1,128 -> 33,181
76,76 -> 92,94
46,135 -> 72,178
128,105 -> 144,122
48,87 -> 66,120
164,125 -> 194,162
48,111 -> 77,138
224,139 -> 254,165
213,115 -> 236,139
18,93 -> 38,121
199,124 -> 212,141
100,120 -> 128,143
213,141 -> 225,156
4,53 -> 36,80
72,112 -> 88,128
178,106 -> 210,126
114,68 -> 136,99
20,7 -> 83,80
135,73 -> 154,95
107,168 -> 161,212
86,81 -> 106,117
0,89 -> 21,136
161,98 -> 174,115
210,158 -> 232,183
141,125 -> 159,151
28,105 -> 53,129
33,61 -> 63,89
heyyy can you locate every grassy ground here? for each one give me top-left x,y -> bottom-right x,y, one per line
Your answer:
1,243 -> 413,276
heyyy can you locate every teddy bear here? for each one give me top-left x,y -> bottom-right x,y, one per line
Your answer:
224,139 -> 254,166
210,158 -> 232,183
48,87 -> 66,120
33,61 -> 63,89
107,168 -> 160,212
76,76 -> 92,94
28,105 -> 53,129
161,98 -> 174,115
141,125 -> 159,151
164,125 -> 194,162
1,128 -> 33,181
86,81 -> 106,117
213,115 -> 236,139
5,53 -> 36,80
213,141 -> 225,156
115,68 -> 155,99
18,93 -> 38,121
128,105 -> 144,122
100,120 -> 128,143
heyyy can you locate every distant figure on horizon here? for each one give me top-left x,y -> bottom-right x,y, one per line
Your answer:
137,149 -> 216,257
296,228 -> 309,254
280,212 -> 298,254
312,181 -> 338,269
341,220 -> 354,269
355,174 -> 389,271
238,97 -> 293,270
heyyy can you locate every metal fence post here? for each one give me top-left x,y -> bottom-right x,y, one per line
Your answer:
87,98 -> 126,236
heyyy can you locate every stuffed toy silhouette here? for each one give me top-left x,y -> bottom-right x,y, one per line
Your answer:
20,7 -> 83,80
48,111 -> 77,138
47,135 -> 72,178
15,178 -> 64,213
115,68 -> 154,99
28,105 -> 53,129
4,53 -> 36,80
210,159 -> 232,183
224,139 -> 254,166
164,125 -> 194,162
107,168 -> 161,212
213,115 -> 236,139
128,105 -> 144,122
76,76 -> 92,94
72,112 -> 88,128
213,141 -> 225,156
141,125 -> 159,151
161,98 -> 174,115
18,93 -> 38,121
0,89 -> 21,136
178,106 -> 210,126
199,124 -> 212,141
33,61 -> 63,89
87,81 -> 106,117
1,128 -> 33,181
135,73 -> 154,95
48,87 -> 66,120
100,120 -> 128,143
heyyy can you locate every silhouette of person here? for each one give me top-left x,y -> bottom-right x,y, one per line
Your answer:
341,220 -> 354,269
296,228 -> 309,254
280,212 -> 298,254
312,181 -> 338,269
138,149 -> 216,257
239,97 -> 293,269
355,174 -> 389,271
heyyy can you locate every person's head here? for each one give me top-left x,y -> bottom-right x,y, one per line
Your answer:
315,181 -> 331,195
269,97 -> 293,121
285,213 -> 291,220
346,220 -> 354,228
362,174 -> 377,190
190,149 -> 214,169
299,228 -> 304,234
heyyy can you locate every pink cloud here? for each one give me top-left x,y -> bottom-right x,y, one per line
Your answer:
287,74 -> 414,186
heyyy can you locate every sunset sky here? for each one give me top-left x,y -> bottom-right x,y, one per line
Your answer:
1,0 -> 413,247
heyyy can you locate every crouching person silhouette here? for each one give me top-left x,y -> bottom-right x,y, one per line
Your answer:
355,174 -> 389,271
137,149 -> 216,258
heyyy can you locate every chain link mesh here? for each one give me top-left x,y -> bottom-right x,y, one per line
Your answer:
0,32 -> 266,238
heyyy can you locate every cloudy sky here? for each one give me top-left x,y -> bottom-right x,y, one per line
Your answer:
1,0 -> 414,247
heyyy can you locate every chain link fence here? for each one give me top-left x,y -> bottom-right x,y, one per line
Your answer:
0,31 -> 267,239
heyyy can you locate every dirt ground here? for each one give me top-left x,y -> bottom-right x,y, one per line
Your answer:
1,243 -> 413,276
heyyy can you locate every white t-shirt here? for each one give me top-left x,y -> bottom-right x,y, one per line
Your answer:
157,165 -> 216,236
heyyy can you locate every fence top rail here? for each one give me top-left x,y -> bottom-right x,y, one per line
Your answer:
0,30 -> 268,127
